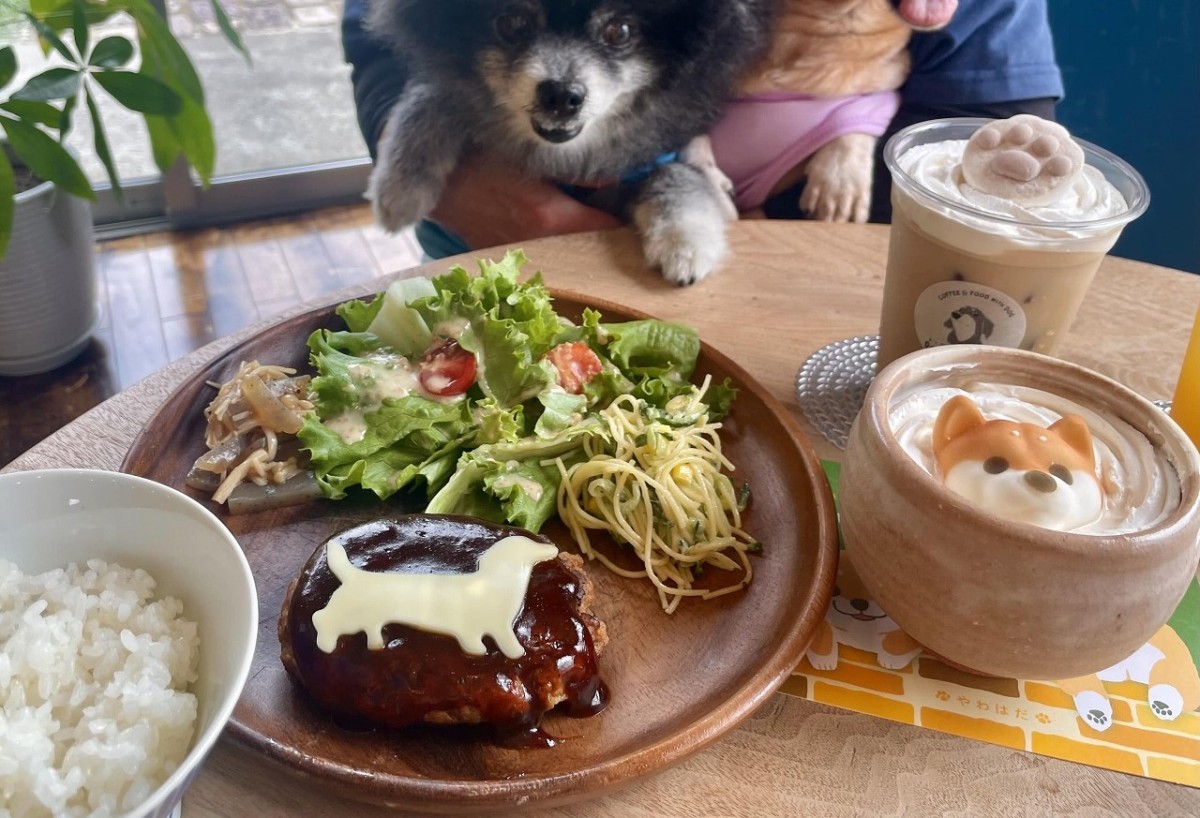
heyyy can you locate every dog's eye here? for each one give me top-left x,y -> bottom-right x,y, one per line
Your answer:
495,10 -> 535,45
984,456 -> 1009,474
1049,464 -> 1073,484
600,18 -> 634,48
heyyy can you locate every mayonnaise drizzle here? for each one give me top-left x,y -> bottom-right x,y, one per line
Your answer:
889,378 -> 1180,535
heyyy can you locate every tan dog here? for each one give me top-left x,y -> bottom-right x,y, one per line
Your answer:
1058,624 -> 1200,732
932,395 -> 1103,532
806,555 -> 923,671
710,0 -> 957,221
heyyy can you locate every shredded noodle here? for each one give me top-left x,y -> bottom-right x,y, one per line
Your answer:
553,377 -> 757,613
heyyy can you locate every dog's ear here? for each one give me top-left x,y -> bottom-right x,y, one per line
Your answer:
1048,414 -> 1096,464
933,395 -> 987,455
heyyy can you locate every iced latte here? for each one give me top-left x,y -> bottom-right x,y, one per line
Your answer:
876,116 -> 1149,370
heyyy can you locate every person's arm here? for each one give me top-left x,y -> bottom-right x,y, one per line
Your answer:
428,156 -> 622,250
341,0 -> 407,159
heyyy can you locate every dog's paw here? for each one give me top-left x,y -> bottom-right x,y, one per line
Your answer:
800,133 -> 876,223
642,225 -> 727,286
367,168 -> 441,233
962,115 -> 1083,205
1148,684 -> 1184,721
876,651 -> 919,671
633,164 -> 730,285
682,136 -> 738,221
807,651 -> 838,672
1072,690 -> 1112,732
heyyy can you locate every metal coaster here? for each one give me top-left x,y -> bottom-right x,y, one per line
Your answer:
795,335 -> 879,450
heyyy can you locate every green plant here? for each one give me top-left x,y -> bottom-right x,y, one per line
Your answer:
0,0 -> 247,257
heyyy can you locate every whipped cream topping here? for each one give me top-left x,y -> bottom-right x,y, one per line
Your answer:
898,139 -> 1129,239
890,378 -> 1181,535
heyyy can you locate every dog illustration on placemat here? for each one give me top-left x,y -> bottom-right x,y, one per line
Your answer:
806,557 -> 923,671
1057,625 -> 1200,732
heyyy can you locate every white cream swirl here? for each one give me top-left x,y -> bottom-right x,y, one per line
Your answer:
898,140 -> 1129,240
889,378 -> 1181,535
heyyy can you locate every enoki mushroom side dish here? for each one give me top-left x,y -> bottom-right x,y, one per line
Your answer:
186,361 -> 324,513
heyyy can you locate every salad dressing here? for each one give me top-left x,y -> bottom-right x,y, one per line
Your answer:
492,473 -> 546,501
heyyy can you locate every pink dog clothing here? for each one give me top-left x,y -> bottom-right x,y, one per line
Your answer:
709,91 -> 901,211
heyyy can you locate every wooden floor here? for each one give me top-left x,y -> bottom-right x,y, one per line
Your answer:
0,204 -> 423,467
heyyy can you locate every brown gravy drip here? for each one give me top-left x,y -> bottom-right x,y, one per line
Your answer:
283,515 -> 608,745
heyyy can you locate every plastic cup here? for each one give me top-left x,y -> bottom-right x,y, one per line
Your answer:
876,118 -> 1149,371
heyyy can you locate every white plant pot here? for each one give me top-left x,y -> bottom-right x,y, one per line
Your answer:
0,178 -> 98,376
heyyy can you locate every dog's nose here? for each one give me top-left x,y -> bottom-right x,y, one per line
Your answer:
1024,470 -> 1057,493
850,598 -> 869,612
536,80 -> 587,117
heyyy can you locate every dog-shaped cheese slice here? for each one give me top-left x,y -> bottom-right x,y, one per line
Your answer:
312,535 -> 560,659
932,395 -> 1103,532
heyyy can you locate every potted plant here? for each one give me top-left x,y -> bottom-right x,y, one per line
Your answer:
0,0 -> 245,375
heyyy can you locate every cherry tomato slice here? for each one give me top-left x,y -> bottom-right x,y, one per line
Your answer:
419,339 -> 477,396
545,342 -> 603,394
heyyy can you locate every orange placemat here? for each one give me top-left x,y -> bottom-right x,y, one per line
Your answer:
779,462 -> 1200,788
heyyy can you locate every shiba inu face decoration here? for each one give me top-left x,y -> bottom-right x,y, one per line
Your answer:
932,395 -> 1103,532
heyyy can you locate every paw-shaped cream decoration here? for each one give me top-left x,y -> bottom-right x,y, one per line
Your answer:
931,395 -> 1103,531
961,114 -> 1084,206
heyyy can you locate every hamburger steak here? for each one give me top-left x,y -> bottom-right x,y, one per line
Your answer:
279,515 -> 609,744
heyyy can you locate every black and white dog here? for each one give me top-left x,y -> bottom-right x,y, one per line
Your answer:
365,0 -> 777,285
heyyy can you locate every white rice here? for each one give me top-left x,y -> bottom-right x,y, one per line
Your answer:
0,559 -> 200,818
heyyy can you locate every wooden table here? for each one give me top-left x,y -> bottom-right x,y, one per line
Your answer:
6,222 -> 1199,816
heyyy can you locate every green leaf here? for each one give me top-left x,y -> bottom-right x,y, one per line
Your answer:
143,113 -> 181,174
59,93 -> 77,140
0,117 -> 93,199
166,93 -> 216,184
0,100 -> 63,129
23,11 -> 77,63
92,70 -> 182,115
125,0 -> 204,104
336,293 -> 385,333
88,36 -> 135,69
30,0 -> 116,30
0,47 -> 16,90
13,67 -> 82,102
71,0 -> 89,56
210,0 -> 251,65
0,148 -> 14,259
85,90 -> 121,201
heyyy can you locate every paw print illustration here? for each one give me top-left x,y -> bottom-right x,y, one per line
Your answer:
935,690 -> 951,702
1151,700 -> 1177,719
1035,712 -> 1052,724
962,114 -> 1084,206
1083,709 -> 1109,729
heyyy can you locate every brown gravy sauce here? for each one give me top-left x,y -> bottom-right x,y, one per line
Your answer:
284,515 -> 608,746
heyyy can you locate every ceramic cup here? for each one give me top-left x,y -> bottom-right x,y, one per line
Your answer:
839,346 -> 1200,681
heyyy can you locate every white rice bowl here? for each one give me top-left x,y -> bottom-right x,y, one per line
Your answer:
0,469 -> 257,818
1,559 -> 200,817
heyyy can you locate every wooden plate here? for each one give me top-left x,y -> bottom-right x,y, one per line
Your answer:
121,290 -> 838,814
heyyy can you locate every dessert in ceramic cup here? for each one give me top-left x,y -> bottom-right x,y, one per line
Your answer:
839,346 -> 1200,680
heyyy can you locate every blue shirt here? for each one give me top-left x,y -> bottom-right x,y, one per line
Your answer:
904,0 -> 1064,106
